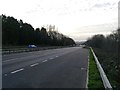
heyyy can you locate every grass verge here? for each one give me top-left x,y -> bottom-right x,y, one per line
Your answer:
93,48 -> 120,89
88,48 -> 104,88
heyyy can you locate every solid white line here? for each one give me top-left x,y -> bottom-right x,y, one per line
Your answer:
30,63 -> 39,67
3,59 -> 16,63
11,68 -> 24,74
86,55 -> 89,88
42,60 -> 48,63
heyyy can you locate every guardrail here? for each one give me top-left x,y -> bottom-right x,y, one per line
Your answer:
90,47 -> 112,89
2,46 -> 70,55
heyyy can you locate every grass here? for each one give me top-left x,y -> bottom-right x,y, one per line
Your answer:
88,48 -> 104,88
93,48 -> 120,89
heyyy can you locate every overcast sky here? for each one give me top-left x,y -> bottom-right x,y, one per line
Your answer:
0,0 -> 119,41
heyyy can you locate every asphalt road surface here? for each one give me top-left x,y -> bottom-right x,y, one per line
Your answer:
2,47 -> 88,88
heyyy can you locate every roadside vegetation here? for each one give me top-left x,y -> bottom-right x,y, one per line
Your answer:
1,15 -> 75,47
85,29 -> 120,89
88,48 -> 104,88
93,48 -> 120,89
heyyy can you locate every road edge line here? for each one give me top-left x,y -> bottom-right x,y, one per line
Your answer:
86,55 -> 89,88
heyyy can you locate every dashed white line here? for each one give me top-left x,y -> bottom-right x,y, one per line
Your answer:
55,56 -> 59,57
42,60 -> 48,63
11,68 -> 24,74
81,68 -> 86,70
30,63 -> 39,67
50,58 -> 54,60
4,74 -> 7,76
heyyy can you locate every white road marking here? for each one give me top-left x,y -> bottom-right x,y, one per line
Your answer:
42,60 -> 48,63
4,74 -> 7,76
86,55 -> 89,88
3,59 -> 16,63
11,68 -> 24,74
55,56 -> 58,57
88,56 -> 89,58
50,58 -> 54,60
30,63 -> 39,67
81,68 -> 86,70
3,55 -> 7,56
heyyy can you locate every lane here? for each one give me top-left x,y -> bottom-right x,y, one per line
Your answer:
3,47 -> 79,61
3,47 -> 81,74
3,47 -> 88,88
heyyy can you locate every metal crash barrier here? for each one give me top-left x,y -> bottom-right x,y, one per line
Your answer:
90,47 -> 112,89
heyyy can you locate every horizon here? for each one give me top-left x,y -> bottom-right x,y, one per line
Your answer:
0,0 -> 119,41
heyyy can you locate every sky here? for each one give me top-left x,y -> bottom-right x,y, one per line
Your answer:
0,0 -> 119,41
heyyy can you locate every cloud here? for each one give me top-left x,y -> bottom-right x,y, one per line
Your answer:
66,22 -> 118,41
92,0 -> 118,10
93,3 -> 111,8
0,0 -> 118,41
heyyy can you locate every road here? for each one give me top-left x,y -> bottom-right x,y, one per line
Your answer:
2,47 -> 88,88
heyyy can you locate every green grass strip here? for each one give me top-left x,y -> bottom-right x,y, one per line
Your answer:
88,48 -> 104,88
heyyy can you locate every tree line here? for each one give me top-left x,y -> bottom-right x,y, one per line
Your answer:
2,15 -> 75,46
84,29 -> 120,53
84,29 -> 120,88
